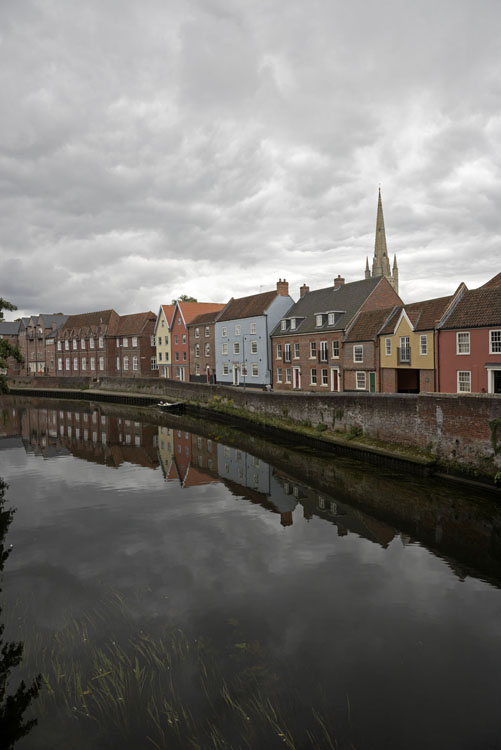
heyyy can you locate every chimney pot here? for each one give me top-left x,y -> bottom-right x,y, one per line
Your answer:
334,275 -> 345,289
276,278 -> 289,296
300,284 -> 310,298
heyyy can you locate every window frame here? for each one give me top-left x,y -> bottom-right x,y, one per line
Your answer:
457,370 -> 471,393
356,371 -> 367,390
353,345 -> 363,363
456,331 -> 470,355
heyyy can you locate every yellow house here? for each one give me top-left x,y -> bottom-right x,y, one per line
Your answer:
154,305 -> 175,378
157,425 -> 175,478
379,294 -> 460,393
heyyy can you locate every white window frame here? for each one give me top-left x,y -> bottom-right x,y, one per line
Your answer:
315,314 -> 323,327
195,344 -> 200,357
195,327 -> 200,338
250,322 -> 256,334
310,368 -> 317,385
99,357 -> 104,371
356,371 -> 367,390
65,357 -> 70,370
332,340 -> 339,359
309,342 -> 317,359
235,325 -> 241,336
99,336 -> 104,348
82,357 -> 87,371
90,357 -> 96,371
73,357 -> 78,369
294,342 -> 300,359
276,343 -> 282,359
321,368 -> 328,386
281,320 -> 287,331
116,356 -> 120,370
223,363 -> 229,375
276,367 -> 282,383
251,363 -> 258,377
57,341 -> 62,351
328,313 -> 335,325
81,338 -> 86,350
205,343 -> 210,356
489,329 -> 501,354
251,340 -> 258,354
205,327 -> 210,337
132,337 -> 137,348
456,331 -> 470,355
222,343 -> 228,355
385,337 -> 391,356
233,342 -> 240,354
457,370 -> 471,393
353,345 -> 363,363
285,367 -> 292,384
133,356 -> 138,371
89,338 -> 95,349
57,357 -> 63,370
221,327 -> 227,337
151,357 -> 158,370
420,335 -> 428,355
290,318 -> 296,330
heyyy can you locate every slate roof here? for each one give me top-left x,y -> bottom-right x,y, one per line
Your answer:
38,314 -> 67,329
344,307 -> 397,343
271,277 -> 384,337
116,312 -> 156,335
177,302 -> 225,326
379,295 -> 454,335
187,310 -> 222,327
217,290 -> 280,322
439,286 -> 501,329
0,321 -> 21,335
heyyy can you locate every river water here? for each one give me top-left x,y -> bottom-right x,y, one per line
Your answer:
1,395 -> 501,750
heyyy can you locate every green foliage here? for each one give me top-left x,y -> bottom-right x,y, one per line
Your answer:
0,479 -> 41,748
0,299 -> 24,394
315,423 -> 328,433
171,295 -> 198,304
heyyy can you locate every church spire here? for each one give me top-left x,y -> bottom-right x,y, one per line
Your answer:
365,188 -> 399,294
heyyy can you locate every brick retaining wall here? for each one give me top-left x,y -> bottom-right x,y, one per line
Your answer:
10,375 -> 501,475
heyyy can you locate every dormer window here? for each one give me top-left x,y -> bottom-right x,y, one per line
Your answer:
328,313 -> 335,325
281,320 -> 287,331
290,319 -> 296,330
315,314 -> 323,327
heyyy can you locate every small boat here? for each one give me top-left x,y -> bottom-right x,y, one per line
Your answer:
157,401 -> 185,414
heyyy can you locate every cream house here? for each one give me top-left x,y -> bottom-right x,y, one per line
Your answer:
154,304 -> 175,378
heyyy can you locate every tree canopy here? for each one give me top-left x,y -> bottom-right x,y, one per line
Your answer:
0,299 -> 23,393
171,295 -> 198,305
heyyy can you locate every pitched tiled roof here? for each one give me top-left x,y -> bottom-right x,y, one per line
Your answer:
60,309 -> 118,335
271,277 -> 384,337
481,272 -> 501,288
187,310 -> 222,327
440,286 -> 501,329
344,307 -> 397,342
178,302 -> 225,325
217,290 -> 279,322
379,295 -> 454,335
0,321 -> 21,335
160,304 -> 176,327
39,314 -> 67,329
116,312 -> 156,335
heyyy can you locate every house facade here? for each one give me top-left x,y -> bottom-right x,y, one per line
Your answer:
342,307 -> 397,392
378,290 -> 463,393
214,280 -> 294,387
169,301 -> 225,382
271,276 -> 402,392
154,304 -> 175,378
51,310 -> 120,377
0,320 -> 22,376
437,277 -> 501,394
113,311 -> 158,378
18,314 -> 67,375
187,310 -> 221,383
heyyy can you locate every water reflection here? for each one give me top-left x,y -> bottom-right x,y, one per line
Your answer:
2,397 -> 501,749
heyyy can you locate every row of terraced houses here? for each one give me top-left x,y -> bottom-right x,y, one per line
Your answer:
2,191 -> 501,394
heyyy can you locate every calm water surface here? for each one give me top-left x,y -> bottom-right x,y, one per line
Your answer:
1,396 -> 501,750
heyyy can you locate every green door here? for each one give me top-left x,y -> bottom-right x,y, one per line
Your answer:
369,371 -> 376,393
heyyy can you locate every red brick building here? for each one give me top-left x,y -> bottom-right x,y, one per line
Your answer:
169,301 -> 224,382
437,275 -> 501,394
51,310 -> 120,377
342,307 -> 397,392
0,320 -> 23,377
113,311 -> 158,378
18,314 -> 67,375
271,276 -> 402,392
187,310 -> 221,383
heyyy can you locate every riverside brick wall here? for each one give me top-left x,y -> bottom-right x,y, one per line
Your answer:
10,375 -> 501,475
92,377 -> 501,474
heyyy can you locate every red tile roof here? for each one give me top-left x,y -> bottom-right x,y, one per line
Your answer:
440,286 -> 501,329
160,304 -> 176,327
344,307 -> 397,342
379,295 -> 454,335
481,272 -> 501,289
60,310 -> 118,335
177,302 -> 225,325
116,311 -> 156,335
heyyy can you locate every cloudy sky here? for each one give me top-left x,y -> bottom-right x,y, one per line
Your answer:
1,0 -> 500,318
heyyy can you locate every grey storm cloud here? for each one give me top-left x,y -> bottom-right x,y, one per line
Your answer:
1,0 -> 500,317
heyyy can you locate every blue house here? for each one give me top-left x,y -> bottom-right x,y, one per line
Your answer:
215,280 -> 294,387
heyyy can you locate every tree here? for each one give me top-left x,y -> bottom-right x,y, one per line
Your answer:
171,295 -> 198,305
0,299 -> 24,394
0,478 -> 41,748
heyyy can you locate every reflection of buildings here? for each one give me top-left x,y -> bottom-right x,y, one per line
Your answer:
2,402 -> 159,469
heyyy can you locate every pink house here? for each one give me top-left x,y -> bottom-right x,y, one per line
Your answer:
437,275 -> 501,394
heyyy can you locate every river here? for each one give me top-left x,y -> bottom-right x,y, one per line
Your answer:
1,395 -> 501,750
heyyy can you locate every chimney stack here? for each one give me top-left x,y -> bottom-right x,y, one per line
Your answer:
276,278 -> 289,296
300,283 -> 310,298
334,275 -> 345,289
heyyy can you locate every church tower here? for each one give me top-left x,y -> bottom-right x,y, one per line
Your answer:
364,188 -> 399,294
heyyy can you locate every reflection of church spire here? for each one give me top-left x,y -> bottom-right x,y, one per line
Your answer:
366,188 -> 399,293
